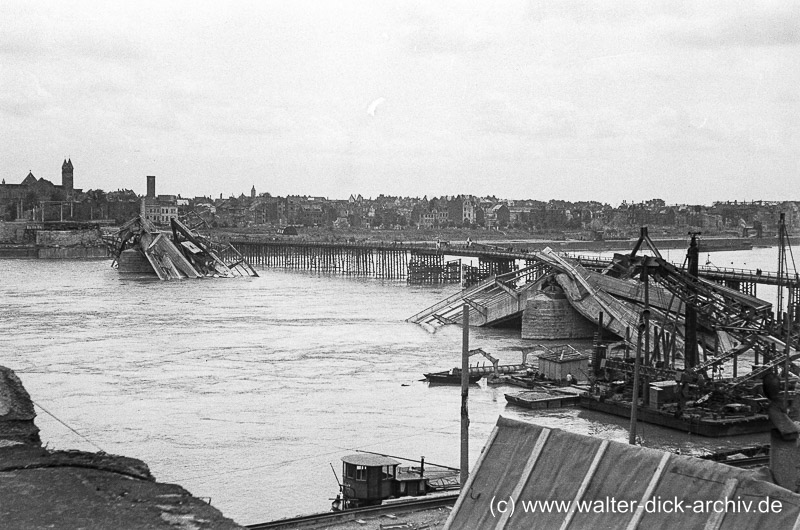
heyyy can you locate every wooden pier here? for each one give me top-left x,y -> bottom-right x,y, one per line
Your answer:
226,240 -> 414,279
226,240 -> 522,284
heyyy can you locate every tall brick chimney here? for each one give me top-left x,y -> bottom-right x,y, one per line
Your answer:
146,175 -> 156,198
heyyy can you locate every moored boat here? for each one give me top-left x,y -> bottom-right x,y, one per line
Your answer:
505,389 -> 581,410
578,394 -> 773,437
423,370 -> 482,384
331,453 -> 459,511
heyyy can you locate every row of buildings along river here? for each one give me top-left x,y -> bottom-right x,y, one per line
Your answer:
2,159 -> 799,238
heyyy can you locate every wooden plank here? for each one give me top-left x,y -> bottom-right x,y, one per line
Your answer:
559,440 -> 609,530
493,428 -> 552,530
625,452 -> 670,530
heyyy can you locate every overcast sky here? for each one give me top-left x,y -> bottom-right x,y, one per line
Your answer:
2,1 -> 798,204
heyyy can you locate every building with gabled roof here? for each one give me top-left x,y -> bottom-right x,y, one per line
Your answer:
0,160 -> 82,220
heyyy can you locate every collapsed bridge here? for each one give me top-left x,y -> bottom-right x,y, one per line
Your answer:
407,228 -> 800,391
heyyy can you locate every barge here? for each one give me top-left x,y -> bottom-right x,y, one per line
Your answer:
505,389 -> 581,410
423,370 -> 482,385
578,394 -> 773,437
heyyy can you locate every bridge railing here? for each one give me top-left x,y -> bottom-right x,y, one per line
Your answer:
230,236 -> 450,250
699,265 -> 800,287
700,264 -> 776,277
229,237 -> 536,258
567,253 -> 799,287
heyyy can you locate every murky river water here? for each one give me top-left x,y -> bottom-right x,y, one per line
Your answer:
0,245 -> 795,524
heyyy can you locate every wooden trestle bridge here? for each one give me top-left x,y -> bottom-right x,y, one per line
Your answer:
226,237 -> 799,297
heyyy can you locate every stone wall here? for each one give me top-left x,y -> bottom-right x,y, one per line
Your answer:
522,287 -> 596,339
0,221 -> 28,242
35,229 -> 103,248
38,247 -> 109,259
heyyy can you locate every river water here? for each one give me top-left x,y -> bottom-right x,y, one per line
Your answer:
0,245 -> 796,525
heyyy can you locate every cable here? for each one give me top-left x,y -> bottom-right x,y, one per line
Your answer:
785,226 -> 797,277
32,400 -> 106,454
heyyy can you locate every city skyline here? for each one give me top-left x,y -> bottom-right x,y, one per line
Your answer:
2,1 -> 798,204
6,159 -> 797,208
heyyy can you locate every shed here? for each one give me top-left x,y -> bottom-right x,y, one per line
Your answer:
537,346 -> 590,382
445,417 -> 800,529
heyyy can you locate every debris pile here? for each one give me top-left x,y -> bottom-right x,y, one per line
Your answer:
110,215 -> 258,280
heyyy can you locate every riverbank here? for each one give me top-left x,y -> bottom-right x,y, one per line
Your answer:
0,220 -> 110,258
0,243 -> 109,258
0,365 -> 243,529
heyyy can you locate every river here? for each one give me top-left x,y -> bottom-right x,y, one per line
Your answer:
0,244 -> 796,524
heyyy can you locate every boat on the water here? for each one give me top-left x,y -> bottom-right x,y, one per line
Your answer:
578,394 -> 773,437
423,370 -> 482,385
505,388 -> 582,409
699,444 -> 770,468
331,453 -> 459,511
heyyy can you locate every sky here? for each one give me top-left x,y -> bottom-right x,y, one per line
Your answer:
1,1 -> 798,204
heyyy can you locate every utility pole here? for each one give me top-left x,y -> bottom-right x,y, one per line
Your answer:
685,232 -> 700,368
630,262 -> 650,445
778,213 -> 790,411
461,303 -> 470,485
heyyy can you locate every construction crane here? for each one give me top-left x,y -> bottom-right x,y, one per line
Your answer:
623,228 -> 798,390
467,348 -> 526,380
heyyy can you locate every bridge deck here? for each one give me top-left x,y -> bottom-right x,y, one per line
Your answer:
230,239 -> 799,288
406,265 -> 545,329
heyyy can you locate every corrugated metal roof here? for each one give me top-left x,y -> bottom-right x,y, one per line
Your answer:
445,417 -> 800,529
340,454 -> 400,467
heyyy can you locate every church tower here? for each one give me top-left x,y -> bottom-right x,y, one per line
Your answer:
61,159 -> 74,197
251,185 -> 256,198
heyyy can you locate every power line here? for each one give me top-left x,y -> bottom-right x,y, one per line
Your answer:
32,400 -> 107,454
